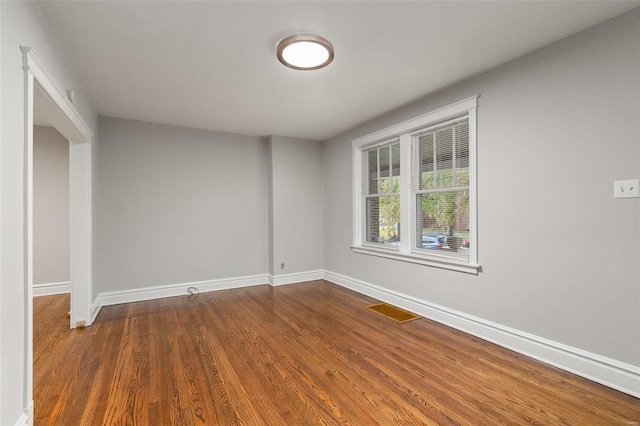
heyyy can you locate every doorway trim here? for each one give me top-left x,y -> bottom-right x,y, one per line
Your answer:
21,45 -> 94,419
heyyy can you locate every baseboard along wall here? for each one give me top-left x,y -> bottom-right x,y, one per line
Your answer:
13,400 -> 32,426
91,274 -> 271,323
322,270 -> 640,399
88,269 -> 640,398
33,281 -> 71,297
269,270 -> 324,286
13,413 -> 27,426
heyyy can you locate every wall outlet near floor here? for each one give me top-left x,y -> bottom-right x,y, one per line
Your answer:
614,179 -> 640,199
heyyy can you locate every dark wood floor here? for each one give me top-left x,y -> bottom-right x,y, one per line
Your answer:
34,280 -> 639,425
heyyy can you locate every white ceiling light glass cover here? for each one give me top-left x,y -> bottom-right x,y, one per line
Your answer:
277,34 -> 334,70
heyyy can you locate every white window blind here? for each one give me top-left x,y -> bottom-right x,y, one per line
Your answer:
413,118 -> 470,261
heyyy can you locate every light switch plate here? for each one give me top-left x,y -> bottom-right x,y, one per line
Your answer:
614,179 -> 640,198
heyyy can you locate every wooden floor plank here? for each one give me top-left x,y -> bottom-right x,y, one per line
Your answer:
34,281 -> 640,425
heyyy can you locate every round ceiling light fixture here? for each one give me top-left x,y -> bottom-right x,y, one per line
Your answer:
277,34 -> 334,71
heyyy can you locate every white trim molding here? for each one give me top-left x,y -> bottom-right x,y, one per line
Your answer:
14,400 -> 33,426
69,142 -> 92,328
351,245 -> 480,275
21,46 -> 94,333
351,96 -> 479,149
20,47 -> 93,143
33,281 -> 71,297
269,270 -> 323,286
91,274 -> 270,321
20,46 -> 95,426
322,270 -> 640,398
13,413 -> 28,426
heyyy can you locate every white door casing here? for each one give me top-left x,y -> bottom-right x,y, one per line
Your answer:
21,45 -> 94,421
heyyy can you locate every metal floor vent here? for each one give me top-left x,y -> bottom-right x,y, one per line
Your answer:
367,303 -> 420,323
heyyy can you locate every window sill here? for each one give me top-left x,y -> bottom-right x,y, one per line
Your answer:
351,245 -> 481,275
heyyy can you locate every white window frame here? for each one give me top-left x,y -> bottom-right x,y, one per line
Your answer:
352,96 -> 480,274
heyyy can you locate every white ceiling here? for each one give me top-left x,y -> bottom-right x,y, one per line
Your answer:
38,1 -> 639,141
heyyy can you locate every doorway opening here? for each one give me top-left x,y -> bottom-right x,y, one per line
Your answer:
22,45 -> 94,422
32,124 -> 70,303
32,124 -> 72,378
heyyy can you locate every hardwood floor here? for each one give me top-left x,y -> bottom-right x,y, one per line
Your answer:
34,281 -> 639,425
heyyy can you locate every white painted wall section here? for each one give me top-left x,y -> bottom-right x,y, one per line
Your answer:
268,136 -> 323,285
95,117 -> 269,295
33,126 -> 70,286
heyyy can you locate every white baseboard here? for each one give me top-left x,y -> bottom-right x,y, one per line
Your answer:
91,296 -> 102,324
91,274 -> 270,321
33,281 -> 71,297
269,270 -> 323,286
13,413 -> 27,426
90,269 -> 323,319
83,269 -> 639,398
322,270 -> 640,398
13,400 -> 32,426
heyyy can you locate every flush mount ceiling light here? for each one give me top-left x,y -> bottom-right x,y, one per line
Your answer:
277,34 -> 334,71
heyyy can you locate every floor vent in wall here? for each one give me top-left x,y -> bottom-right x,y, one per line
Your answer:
367,303 -> 420,323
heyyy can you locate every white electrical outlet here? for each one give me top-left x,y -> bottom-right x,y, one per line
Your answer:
614,179 -> 640,199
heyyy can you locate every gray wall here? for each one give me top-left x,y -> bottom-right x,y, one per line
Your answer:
269,136 -> 323,276
95,117 -> 269,294
33,126 -> 70,285
323,9 -> 640,366
1,2 -> 97,423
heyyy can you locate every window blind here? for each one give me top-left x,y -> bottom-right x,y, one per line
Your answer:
414,118 -> 470,260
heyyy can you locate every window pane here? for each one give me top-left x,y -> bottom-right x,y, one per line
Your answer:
436,170 -> 455,189
391,143 -> 400,179
366,195 -> 400,245
379,145 -> 390,193
455,121 -> 469,169
419,134 -> 434,190
455,168 -> 469,187
436,127 -> 453,174
415,191 -> 470,260
417,119 -> 469,190
391,176 -> 400,194
368,149 -> 378,195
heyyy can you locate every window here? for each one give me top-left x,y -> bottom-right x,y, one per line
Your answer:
364,142 -> 400,245
352,96 -> 479,274
414,118 -> 470,261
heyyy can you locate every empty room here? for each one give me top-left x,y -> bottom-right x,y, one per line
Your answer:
2,1 -> 640,425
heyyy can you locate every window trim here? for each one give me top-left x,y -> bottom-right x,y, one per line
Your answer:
352,96 -> 480,274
